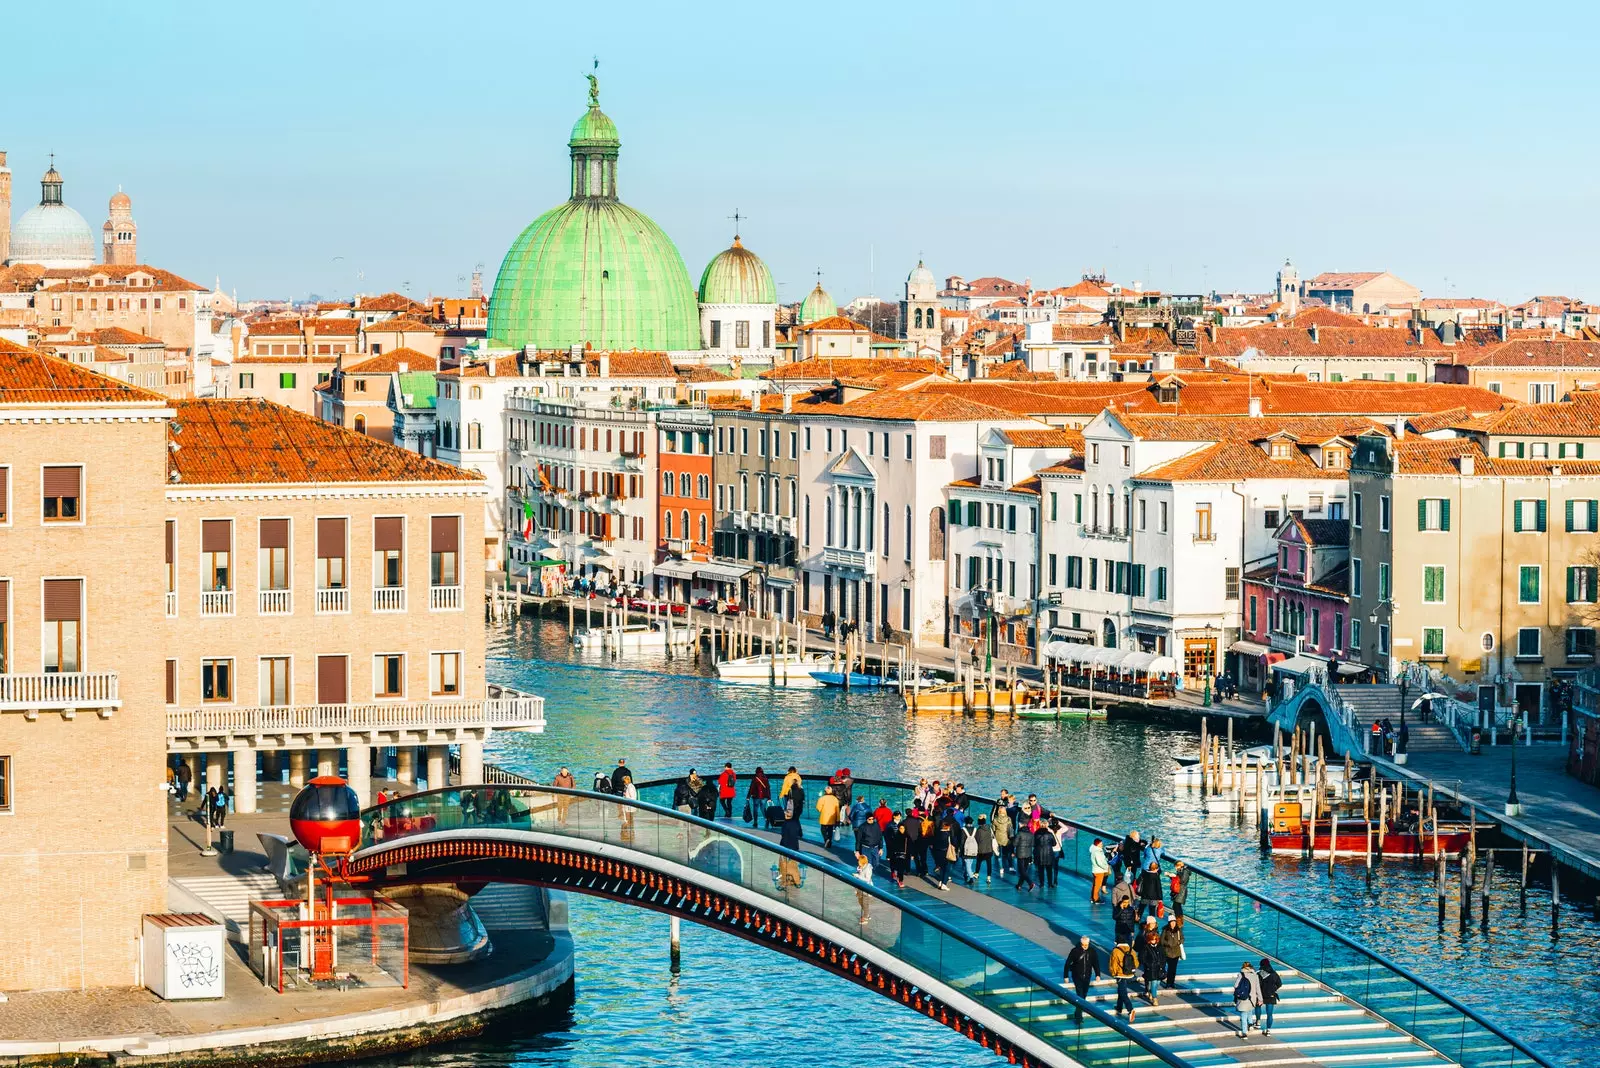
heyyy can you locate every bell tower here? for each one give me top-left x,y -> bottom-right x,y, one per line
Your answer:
1276,258 -> 1300,316
103,188 -> 137,265
0,150 -> 11,265
901,259 -> 940,350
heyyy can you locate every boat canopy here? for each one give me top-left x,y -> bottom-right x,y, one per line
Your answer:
1044,642 -> 1178,675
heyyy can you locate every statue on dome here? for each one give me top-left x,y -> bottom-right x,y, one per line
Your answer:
586,70 -> 599,107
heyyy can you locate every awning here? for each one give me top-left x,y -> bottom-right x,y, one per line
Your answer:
1047,627 -> 1094,643
1271,654 -> 1325,676
1229,640 -> 1271,657
1336,661 -> 1367,675
693,561 -> 753,582
528,557 -> 565,569
653,560 -> 698,580
1044,642 -> 1178,675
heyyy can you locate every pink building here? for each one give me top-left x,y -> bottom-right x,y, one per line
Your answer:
1237,516 -> 1352,698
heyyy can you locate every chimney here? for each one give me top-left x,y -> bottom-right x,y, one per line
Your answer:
1308,322 -> 1319,344
781,392 -> 793,413
1206,322 -> 1217,343
1393,416 -> 1406,440
750,393 -> 761,412
1459,454 -> 1474,476
598,353 -> 610,378
304,319 -> 317,360
1116,319 -> 1126,343
1497,321 -> 1507,342
398,361 -> 409,373
229,321 -> 241,360
1248,395 -> 1262,418
487,356 -> 497,377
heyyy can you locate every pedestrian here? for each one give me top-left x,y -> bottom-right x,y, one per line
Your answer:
375,788 -> 389,807
1089,837 -> 1111,903
991,801 -> 1013,874
717,762 -> 738,819
1040,818 -> 1063,889
816,784 -> 842,848
673,771 -> 697,812
1159,917 -> 1184,990
853,851 -> 874,925
552,767 -> 576,789
212,784 -> 230,828
904,805 -> 925,875
848,793 -> 871,835
778,780 -> 805,889
200,786 -> 217,826
1109,940 -> 1139,1022
1169,860 -> 1190,919
934,817 -> 957,890
857,806 -> 885,870
1137,919 -> 1163,1005
873,797 -> 894,831
1013,817 -> 1036,891
1257,958 -> 1281,1035
1063,934 -> 1101,1024
1233,961 -> 1264,1038
1140,836 -> 1167,874
822,609 -> 835,639
746,766 -> 771,826
1117,830 -> 1143,881
1112,896 -> 1138,947
175,760 -> 192,802
960,818 -> 979,885
1111,869 -> 1135,910
612,758 -> 634,796
1138,862 -> 1164,922
593,769 -> 612,793
973,814 -> 995,886
695,773 -> 718,820
780,766 -> 802,800
886,815 -> 910,887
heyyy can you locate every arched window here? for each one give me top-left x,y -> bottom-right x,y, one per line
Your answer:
759,477 -> 770,514
883,501 -> 891,555
929,506 -> 945,561
469,385 -> 482,399
354,414 -> 366,435
663,510 -> 673,539
914,308 -> 923,328
789,481 -> 798,518
904,505 -> 913,561
467,422 -> 482,450
825,497 -> 835,544
1102,619 -> 1116,648
739,474 -> 749,511
698,513 -> 708,544
681,510 -> 689,541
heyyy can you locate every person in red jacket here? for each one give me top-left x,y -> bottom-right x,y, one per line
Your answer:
873,798 -> 894,831
716,762 -> 738,819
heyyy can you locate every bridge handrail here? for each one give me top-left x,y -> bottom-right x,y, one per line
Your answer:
355,782 -> 1190,1068
641,771 -> 1547,1068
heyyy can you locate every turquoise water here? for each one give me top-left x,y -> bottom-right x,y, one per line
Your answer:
359,617 -> 1594,1066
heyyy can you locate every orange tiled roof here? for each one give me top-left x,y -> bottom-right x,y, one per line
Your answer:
1058,279 -> 1111,298
999,427 -> 1084,450
598,350 -> 679,377
1450,338 -> 1600,369
1139,440 -> 1345,483
354,292 -> 428,313
342,347 -> 439,375
0,338 -> 167,405
794,315 -> 871,334
168,399 -> 481,485
761,357 -> 946,381
986,359 -> 1053,381
364,317 -> 435,333
1466,392 -> 1600,436
37,265 -> 206,292
247,317 -> 361,338
87,326 -> 163,346
676,365 -> 735,383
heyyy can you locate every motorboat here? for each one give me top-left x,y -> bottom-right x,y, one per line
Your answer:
1016,703 -> 1108,721
715,652 -> 840,688
572,622 -> 693,652
809,667 -> 940,690
1268,802 -> 1483,858
904,679 -> 1045,714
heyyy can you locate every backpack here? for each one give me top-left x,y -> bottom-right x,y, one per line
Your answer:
962,829 -> 978,857
594,773 -> 611,793
1233,974 -> 1252,1002
921,816 -> 935,838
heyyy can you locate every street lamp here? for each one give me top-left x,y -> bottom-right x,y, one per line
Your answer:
1396,663 -> 1410,763
1506,710 -> 1523,816
1202,624 -> 1218,707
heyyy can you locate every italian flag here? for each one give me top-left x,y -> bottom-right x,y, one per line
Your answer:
522,501 -> 534,540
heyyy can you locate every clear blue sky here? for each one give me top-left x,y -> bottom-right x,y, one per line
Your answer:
6,1 -> 1594,306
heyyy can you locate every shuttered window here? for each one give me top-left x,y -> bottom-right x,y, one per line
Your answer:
1565,500 -> 1599,533
0,579 -> 8,674
317,518 -> 347,589
43,578 -> 82,673
374,518 -> 404,587
259,519 -> 289,590
430,516 -> 459,587
165,659 -> 177,705
201,520 -> 232,591
42,465 -> 81,521
316,655 -> 348,705
429,652 -> 461,696
1567,566 -> 1598,605
164,520 -> 176,593
0,466 -> 9,522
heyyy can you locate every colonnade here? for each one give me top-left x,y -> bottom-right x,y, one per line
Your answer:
173,738 -> 486,813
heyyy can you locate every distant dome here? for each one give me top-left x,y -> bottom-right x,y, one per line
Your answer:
699,237 -> 776,305
9,163 -> 93,268
798,281 -> 836,324
109,190 -> 132,211
908,260 -> 935,286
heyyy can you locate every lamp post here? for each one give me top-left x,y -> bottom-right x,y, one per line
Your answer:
1506,710 -> 1523,816
1203,624 -> 1218,707
898,574 -> 910,644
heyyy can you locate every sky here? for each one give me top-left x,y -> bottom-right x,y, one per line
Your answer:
5,1 -> 1597,306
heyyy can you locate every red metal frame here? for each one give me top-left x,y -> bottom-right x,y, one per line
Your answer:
253,896 -> 408,993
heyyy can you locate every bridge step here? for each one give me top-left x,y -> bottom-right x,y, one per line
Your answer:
469,884 -> 547,930
171,873 -> 281,933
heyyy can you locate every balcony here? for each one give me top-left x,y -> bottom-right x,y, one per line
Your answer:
165,695 -> 545,746
165,590 -> 177,618
258,588 -> 293,615
821,545 -> 876,576
1081,523 -> 1129,542
1192,531 -> 1218,543
199,589 -> 235,616
316,586 -> 350,614
1268,630 -> 1303,655
373,586 -> 408,613
1,672 -> 121,716
430,584 -> 463,611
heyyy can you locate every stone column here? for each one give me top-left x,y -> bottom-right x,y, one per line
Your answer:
182,753 -> 201,792
346,743 -> 371,808
260,750 -> 279,784
317,749 -> 337,778
204,753 -> 225,792
232,748 -> 258,814
458,739 -> 484,785
288,749 -> 308,788
425,745 -> 447,790
396,747 -> 416,785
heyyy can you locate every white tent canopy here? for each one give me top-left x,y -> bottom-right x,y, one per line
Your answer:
1044,642 -> 1179,675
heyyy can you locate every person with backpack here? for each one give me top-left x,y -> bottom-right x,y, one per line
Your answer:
695,775 -> 718,820
916,809 -> 936,876
1257,958 -> 1282,1035
1013,817 -> 1036,891
1112,896 -> 1138,947
611,759 -> 634,796
960,818 -> 980,885
672,773 -> 696,812
1136,918 -> 1163,1006
593,769 -> 612,794
1089,837 -> 1111,903
903,807 -> 925,875
933,817 -> 957,890
1108,940 -> 1139,1022
746,766 -> 771,825
1169,860 -> 1191,919
1159,916 -> 1185,991
973,814 -> 995,886
856,807 -> 885,871
212,784 -> 230,828
1039,818 -> 1063,888
886,814 -> 910,888
777,780 -> 805,889
816,785 -> 842,847
990,801 -> 1013,875
716,762 -> 738,819
1233,961 -> 1264,1038
848,794 -> 871,837
1063,934 -> 1101,1024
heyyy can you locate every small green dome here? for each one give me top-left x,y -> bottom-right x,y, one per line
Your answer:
698,236 -> 776,304
799,281 -> 837,324
569,105 -> 619,148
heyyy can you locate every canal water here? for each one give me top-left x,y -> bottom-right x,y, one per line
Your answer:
361,618 -> 1594,1067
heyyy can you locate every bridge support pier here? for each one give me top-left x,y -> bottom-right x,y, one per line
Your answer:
288,749 -> 308,788
396,747 -> 415,785
426,745 -> 447,789
459,739 -> 484,785
232,747 -> 257,814
347,743 -> 371,807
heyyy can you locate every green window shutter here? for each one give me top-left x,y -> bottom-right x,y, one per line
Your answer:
1568,566 -> 1577,604
1440,499 -> 1450,531
1513,504 -> 1523,533
1567,499 -> 1576,532
1518,442 -> 1526,458
1580,444 -> 1587,459
1590,501 -> 1599,530
967,502 -> 979,526
1498,442 -> 1507,458
948,499 -> 960,524
1537,499 -> 1547,531
1417,499 -> 1427,530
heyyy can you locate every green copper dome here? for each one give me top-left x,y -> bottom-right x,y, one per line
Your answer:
798,281 -> 837,323
698,236 -> 776,304
488,85 -> 700,353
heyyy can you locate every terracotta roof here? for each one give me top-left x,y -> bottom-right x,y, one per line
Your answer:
1404,407 -> 1478,434
355,293 -> 428,313
34,265 -> 206,293
1306,271 -> 1385,289
986,359 -> 1054,381
793,315 -> 871,334
1038,456 -> 1086,475
364,317 -> 435,333
168,399 -> 480,485
1058,279 -> 1111,298
677,365 -> 735,383
1385,438 -> 1484,475
247,317 -> 361,338
1007,475 -> 1042,496
1449,339 -> 1600,368
761,357 -> 945,381
342,347 -> 439,375
1115,414 -> 1381,443
1304,562 -> 1350,597
1052,324 -> 1114,343
1138,440 -> 1347,483
595,350 -> 678,377
1292,516 -> 1350,547
0,338 -> 167,406
87,326 -> 163,346
998,427 -> 1084,450
1467,392 -> 1600,436
0,263 -> 47,293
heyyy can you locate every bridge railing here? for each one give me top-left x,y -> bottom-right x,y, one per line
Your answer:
634,772 -> 1546,1068
357,784 -> 1189,1068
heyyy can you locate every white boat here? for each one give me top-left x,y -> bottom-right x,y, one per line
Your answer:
716,652 -> 841,688
572,622 -> 694,652
1172,744 -> 1360,793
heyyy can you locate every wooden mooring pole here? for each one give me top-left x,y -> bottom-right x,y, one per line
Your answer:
1520,843 -> 1530,916
1436,852 -> 1447,930
1479,848 -> 1493,934
1551,863 -> 1561,940
1458,851 -> 1471,934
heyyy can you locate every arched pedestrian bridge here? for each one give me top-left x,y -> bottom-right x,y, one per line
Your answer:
348,775 -> 1545,1068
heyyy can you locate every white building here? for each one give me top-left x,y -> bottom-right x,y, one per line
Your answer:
697,236 -> 780,365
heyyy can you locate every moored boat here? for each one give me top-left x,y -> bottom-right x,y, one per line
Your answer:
1268,801 -> 1482,857
904,680 -> 1044,714
572,622 -> 693,652
716,652 -> 839,688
